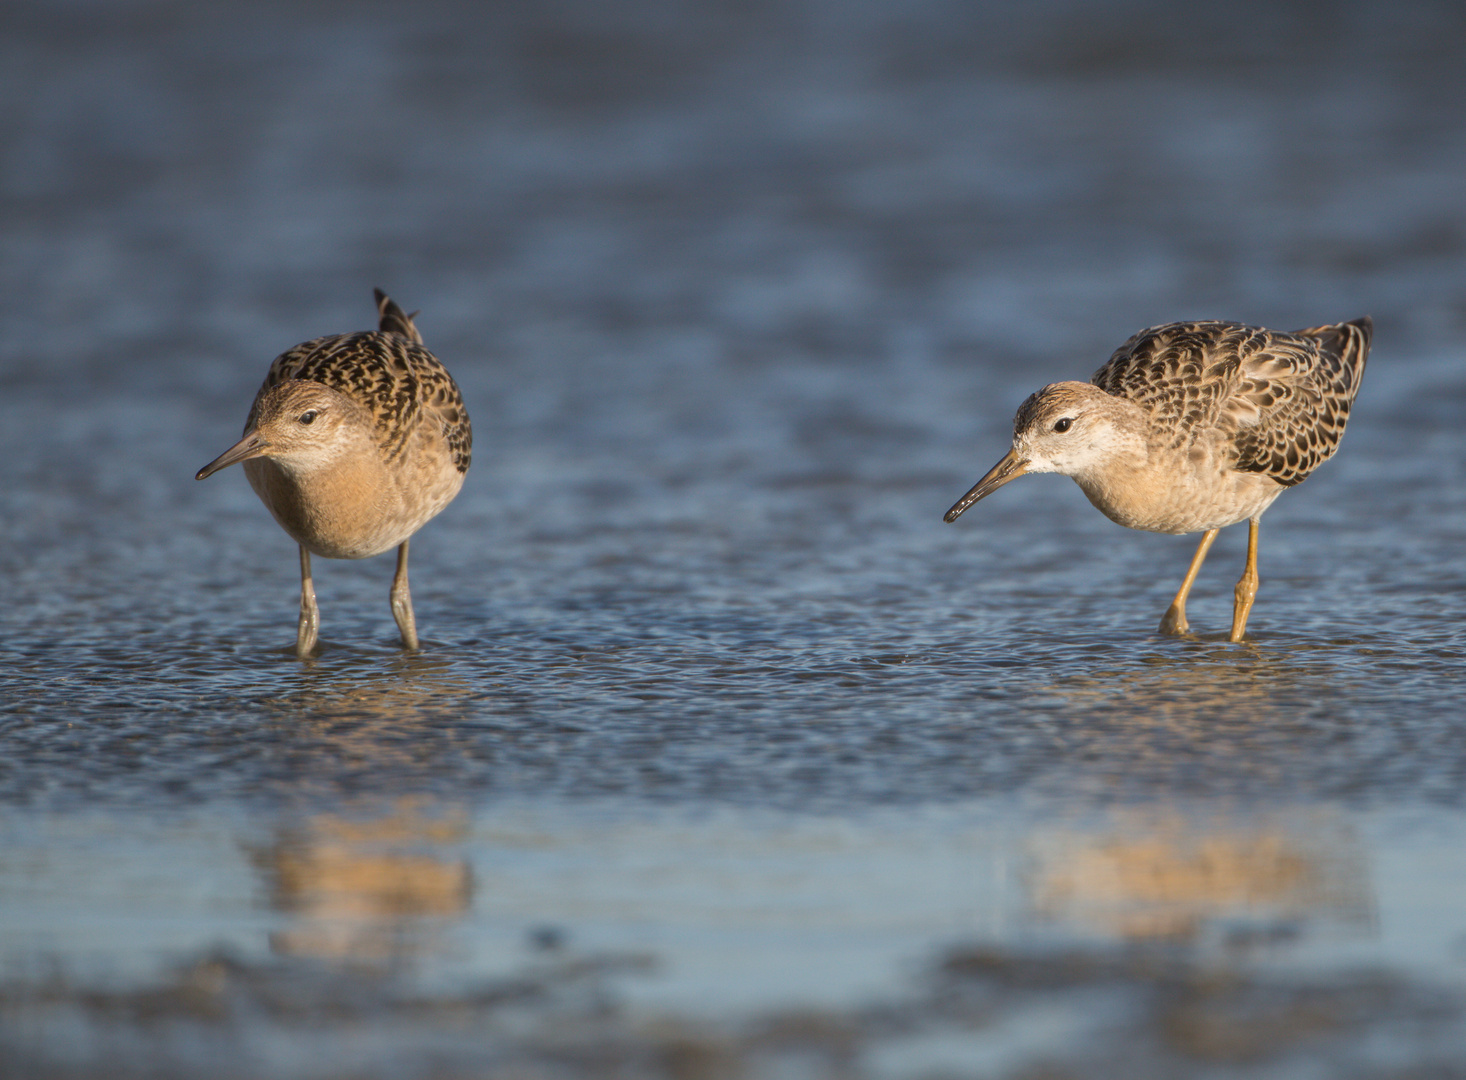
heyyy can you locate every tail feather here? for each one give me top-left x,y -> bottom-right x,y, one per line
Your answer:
1295,315 -> 1371,396
374,288 -> 423,344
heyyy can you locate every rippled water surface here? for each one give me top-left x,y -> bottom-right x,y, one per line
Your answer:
5,1 -> 1466,1076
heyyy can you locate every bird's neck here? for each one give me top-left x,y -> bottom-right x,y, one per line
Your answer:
1065,403 -> 1162,529
250,436 -> 406,558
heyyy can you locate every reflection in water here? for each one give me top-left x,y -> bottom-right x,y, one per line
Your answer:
263,649 -> 476,723
255,649 -> 495,777
1044,640 -> 1325,726
1019,649 -> 1376,943
1024,810 -> 1374,943
247,658 -> 480,962
1019,640 -> 1391,803
250,800 -> 473,964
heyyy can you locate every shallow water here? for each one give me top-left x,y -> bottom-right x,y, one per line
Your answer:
5,1 -> 1466,1076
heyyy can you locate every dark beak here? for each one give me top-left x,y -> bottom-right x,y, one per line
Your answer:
944,447 -> 1029,522
195,430 -> 268,480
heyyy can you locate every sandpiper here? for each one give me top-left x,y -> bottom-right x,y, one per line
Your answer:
197,290 -> 471,656
945,318 -> 1371,641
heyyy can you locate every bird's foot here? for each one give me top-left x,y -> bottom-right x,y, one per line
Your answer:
1158,605 -> 1190,636
392,597 -> 419,651
296,609 -> 319,658
1229,577 -> 1258,642
296,592 -> 320,657
391,540 -> 419,650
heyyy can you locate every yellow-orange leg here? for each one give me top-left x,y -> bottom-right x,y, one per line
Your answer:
1159,528 -> 1219,635
390,539 -> 420,650
297,545 -> 320,658
1230,517 -> 1261,642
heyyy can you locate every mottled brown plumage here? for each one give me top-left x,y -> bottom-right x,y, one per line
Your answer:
946,317 -> 1370,641
1092,319 -> 1368,488
197,291 -> 472,656
249,291 -> 471,477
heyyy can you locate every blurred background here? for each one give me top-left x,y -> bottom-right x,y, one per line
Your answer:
3,1 -> 1466,1077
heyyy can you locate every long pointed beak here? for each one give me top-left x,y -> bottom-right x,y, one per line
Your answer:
944,447 -> 1029,522
195,430 -> 269,480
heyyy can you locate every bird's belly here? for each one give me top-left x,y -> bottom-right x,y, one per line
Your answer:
244,458 -> 464,559
1075,467 -> 1284,535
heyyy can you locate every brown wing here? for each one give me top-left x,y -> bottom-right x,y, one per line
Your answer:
1092,318 -> 1370,487
1224,317 -> 1370,487
246,293 -> 472,474
1091,321 -> 1263,448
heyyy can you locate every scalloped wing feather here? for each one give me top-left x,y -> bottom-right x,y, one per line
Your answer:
1092,318 -> 1369,487
245,295 -> 472,475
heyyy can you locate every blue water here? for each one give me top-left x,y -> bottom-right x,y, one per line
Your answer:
5,1 -> 1466,1076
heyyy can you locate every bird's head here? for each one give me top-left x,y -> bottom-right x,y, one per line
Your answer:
195,380 -> 374,480
944,381 -> 1143,522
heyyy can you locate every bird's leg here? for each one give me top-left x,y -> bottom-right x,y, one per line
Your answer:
297,545 -> 319,658
1230,517 -> 1261,643
1159,528 -> 1219,635
390,539 -> 419,650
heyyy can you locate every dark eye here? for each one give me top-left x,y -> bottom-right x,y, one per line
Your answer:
1053,417 -> 1074,433
299,410 -> 318,425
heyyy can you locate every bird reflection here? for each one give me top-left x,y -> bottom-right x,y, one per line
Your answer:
1034,640 -> 1373,784
258,649 -> 495,773
1024,810 -> 1373,944
1046,639 -> 1298,720
1022,640 -> 1375,944
249,798 -> 473,964
246,654 -> 486,963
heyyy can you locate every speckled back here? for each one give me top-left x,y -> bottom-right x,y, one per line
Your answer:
1093,318 -> 1370,487
245,294 -> 472,476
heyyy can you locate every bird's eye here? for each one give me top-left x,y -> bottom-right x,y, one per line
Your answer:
299,410 -> 318,425
1053,417 -> 1074,433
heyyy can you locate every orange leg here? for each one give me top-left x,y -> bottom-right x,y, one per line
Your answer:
297,545 -> 319,658
390,539 -> 419,650
1159,529 -> 1219,635
1230,517 -> 1261,642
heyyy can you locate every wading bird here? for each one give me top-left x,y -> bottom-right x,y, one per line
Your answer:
197,291 -> 471,656
944,318 -> 1370,640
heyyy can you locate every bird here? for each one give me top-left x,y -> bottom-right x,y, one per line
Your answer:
196,290 -> 471,656
944,318 -> 1371,641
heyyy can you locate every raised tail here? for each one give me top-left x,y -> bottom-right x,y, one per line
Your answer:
1295,315 -> 1371,400
374,288 -> 424,344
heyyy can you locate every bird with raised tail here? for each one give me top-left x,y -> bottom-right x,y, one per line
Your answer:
197,291 -> 471,656
944,318 -> 1370,641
